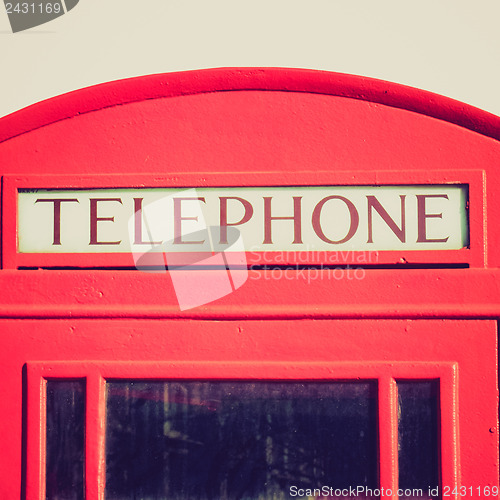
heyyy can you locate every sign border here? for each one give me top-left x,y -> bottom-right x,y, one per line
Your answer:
3,170 -> 485,269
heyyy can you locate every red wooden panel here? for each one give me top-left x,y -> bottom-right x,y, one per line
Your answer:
0,318 -> 494,498
0,69 -> 499,266
0,69 -> 497,500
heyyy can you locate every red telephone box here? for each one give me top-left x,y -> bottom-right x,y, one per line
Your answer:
0,68 -> 499,499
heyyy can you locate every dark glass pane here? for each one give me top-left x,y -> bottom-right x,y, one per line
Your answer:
46,380 -> 85,500
397,381 -> 439,496
105,381 -> 378,500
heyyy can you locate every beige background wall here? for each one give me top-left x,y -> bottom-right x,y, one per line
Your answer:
1,0 -> 499,118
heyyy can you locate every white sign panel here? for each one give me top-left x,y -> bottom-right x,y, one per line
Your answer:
18,185 -> 469,254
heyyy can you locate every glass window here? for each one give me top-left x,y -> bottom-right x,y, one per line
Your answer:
397,381 -> 439,497
46,380 -> 85,500
105,380 -> 378,499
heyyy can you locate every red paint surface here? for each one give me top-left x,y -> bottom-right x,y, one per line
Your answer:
0,68 -> 498,499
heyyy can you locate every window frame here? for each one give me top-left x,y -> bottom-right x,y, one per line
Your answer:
27,360 -> 458,500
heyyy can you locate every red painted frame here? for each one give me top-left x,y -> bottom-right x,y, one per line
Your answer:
0,69 -> 499,500
3,170 -> 484,269
27,361 -> 457,500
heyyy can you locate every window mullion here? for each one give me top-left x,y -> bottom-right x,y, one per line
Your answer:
86,370 -> 106,500
379,376 -> 399,499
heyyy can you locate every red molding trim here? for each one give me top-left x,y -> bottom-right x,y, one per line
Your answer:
1,67 -> 500,144
0,269 -> 499,319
